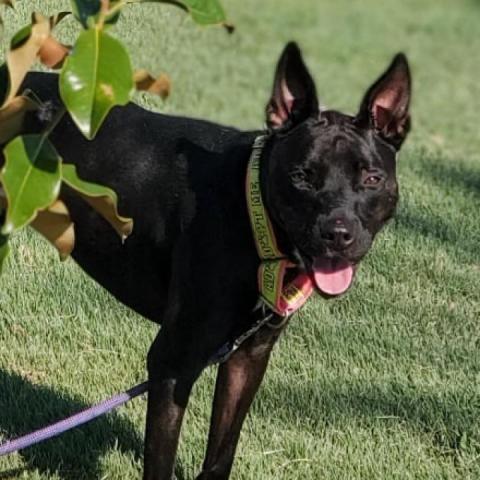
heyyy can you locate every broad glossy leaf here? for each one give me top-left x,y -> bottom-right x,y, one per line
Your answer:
62,163 -> 133,239
143,0 -> 231,28
31,200 -> 75,260
4,13 -> 50,106
0,96 -> 39,144
60,29 -> 133,139
0,234 -> 8,273
1,135 -> 61,235
134,69 -> 170,99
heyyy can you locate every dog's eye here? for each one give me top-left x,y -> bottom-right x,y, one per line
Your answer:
361,170 -> 384,188
364,175 -> 381,185
290,168 -> 315,189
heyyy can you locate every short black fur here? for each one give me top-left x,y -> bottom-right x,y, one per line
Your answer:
1,42 -> 411,479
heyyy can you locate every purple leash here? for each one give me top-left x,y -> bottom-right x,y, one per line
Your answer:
0,381 -> 148,457
0,329 -> 252,458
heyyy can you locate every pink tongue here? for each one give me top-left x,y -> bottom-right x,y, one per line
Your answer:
312,257 -> 354,296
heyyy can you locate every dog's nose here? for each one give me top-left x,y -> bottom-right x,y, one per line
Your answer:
321,220 -> 355,251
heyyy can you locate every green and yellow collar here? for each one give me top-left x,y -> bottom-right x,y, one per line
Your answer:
246,135 -> 313,317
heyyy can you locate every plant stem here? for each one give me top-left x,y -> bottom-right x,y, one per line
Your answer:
107,0 -> 128,19
41,105 -> 66,142
97,0 -> 110,29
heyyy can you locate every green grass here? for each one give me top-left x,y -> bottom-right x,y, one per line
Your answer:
1,0 -> 480,478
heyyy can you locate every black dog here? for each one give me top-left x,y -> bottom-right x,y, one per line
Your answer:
11,42 -> 410,479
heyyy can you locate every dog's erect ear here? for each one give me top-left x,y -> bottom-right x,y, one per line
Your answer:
266,42 -> 319,130
355,53 -> 411,149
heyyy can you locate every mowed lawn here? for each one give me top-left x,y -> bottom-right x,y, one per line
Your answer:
1,0 -> 480,478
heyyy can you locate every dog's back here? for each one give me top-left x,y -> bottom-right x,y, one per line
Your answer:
16,72 -> 258,322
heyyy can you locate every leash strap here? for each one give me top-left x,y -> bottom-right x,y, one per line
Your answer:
0,382 -> 148,457
246,135 -> 313,317
209,303 -> 275,364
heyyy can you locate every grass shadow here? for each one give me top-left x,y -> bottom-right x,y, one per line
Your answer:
393,155 -> 480,263
0,369 -> 143,480
0,468 -> 28,479
415,155 -> 480,200
394,206 -> 479,262
174,464 -> 188,480
258,377 -> 480,455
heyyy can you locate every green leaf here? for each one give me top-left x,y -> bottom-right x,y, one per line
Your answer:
0,234 -> 8,273
60,29 -> 133,139
9,12 -> 70,50
70,0 -> 101,28
3,13 -> 51,106
62,163 -> 133,238
143,0 -> 228,26
0,135 -> 62,234
10,23 -> 32,49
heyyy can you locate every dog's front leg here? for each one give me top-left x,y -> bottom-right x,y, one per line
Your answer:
144,324 -> 205,480
144,376 -> 194,480
197,321 -> 286,480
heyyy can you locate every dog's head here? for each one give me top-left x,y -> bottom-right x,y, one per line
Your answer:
263,42 -> 411,296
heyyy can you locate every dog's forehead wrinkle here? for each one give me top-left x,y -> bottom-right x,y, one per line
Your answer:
361,133 -> 395,171
307,135 -> 362,176
357,142 -> 379,169
310,122 -> 368,157
326,130 -> 388,171
321,164 -> 353,192
331,134 -> 352,155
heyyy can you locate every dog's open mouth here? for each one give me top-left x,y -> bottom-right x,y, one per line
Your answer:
310,257 -> 356,296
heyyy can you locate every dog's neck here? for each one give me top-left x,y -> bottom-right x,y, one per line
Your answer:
246,134 -> 313,316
